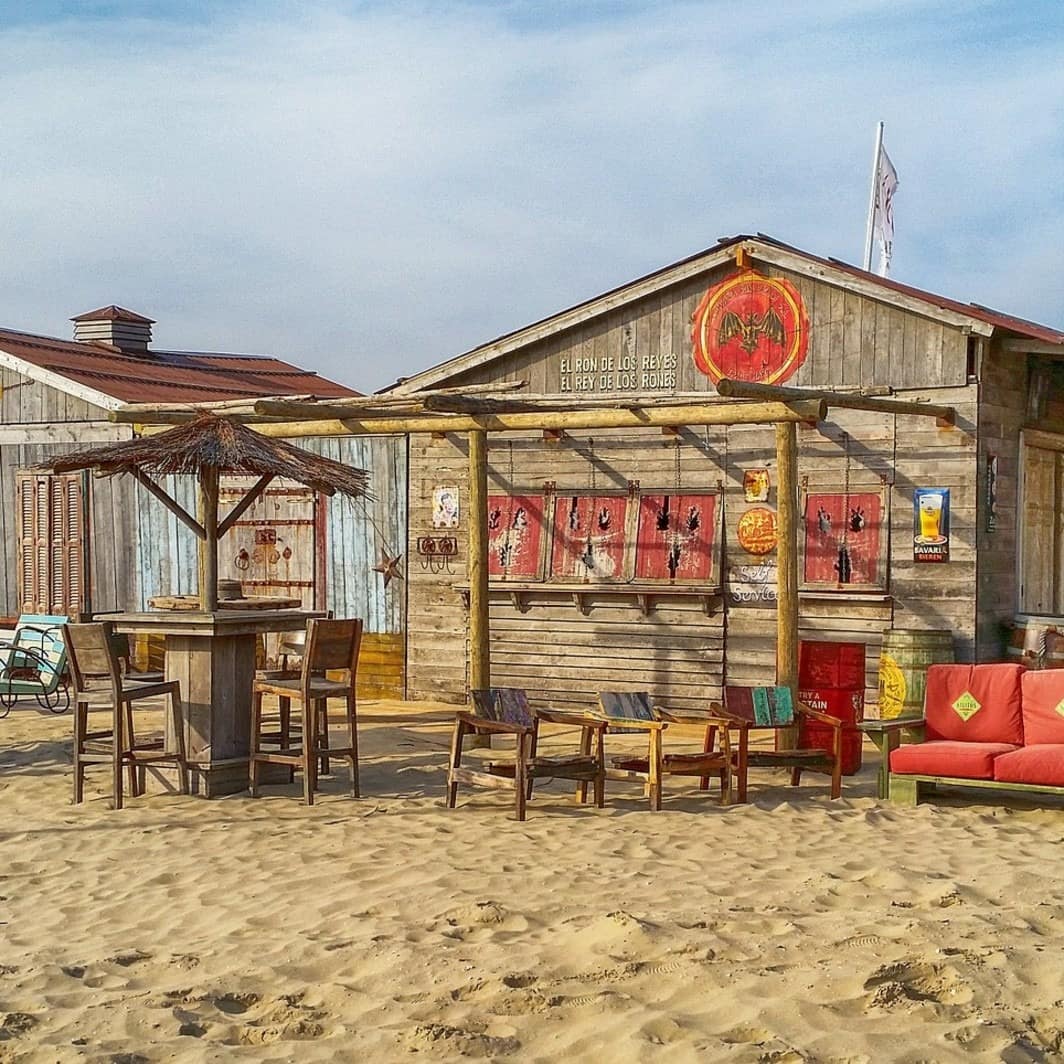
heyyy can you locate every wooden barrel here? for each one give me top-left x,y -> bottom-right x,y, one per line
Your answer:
1007,615 -> 1061,669
1044,629 -> 1064,669
878,629 -> 954,720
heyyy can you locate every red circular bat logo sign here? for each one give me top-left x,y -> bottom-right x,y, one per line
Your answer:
691,270 -> 809,385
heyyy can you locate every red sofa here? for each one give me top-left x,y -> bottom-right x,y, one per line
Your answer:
887,663 -> 1064,804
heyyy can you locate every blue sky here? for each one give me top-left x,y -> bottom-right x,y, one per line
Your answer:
1,0 -> 1061,390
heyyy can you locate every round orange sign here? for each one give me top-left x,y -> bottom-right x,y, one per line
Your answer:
692,270 -> 809,385
737,507 -> 779,555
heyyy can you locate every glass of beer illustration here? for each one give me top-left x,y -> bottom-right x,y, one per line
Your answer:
919,492 -> 944,540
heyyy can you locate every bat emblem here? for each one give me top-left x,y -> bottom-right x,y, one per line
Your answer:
718,308 -> 786,353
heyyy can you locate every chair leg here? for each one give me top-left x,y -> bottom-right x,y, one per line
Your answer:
73,701 -> 86,805
301,697 -> 316,805
527,719 -> 539,801
830,751 -> 843,800
790,767 -> 802,787
594,729 -> 605,809
317,699 -> 331,776
278,696 -> 291,748
346,691 -> 359,798
112,700 -> 124,811
576,726 -> 592,804
249,689 -> 264,798
124,700 -> 139,798
699,725 -> 717,791
737,730 -> 749,803
648,729 -> 663,812
170,689 -> 189,796
446,719 -> 465,809
514,733 -> 528,822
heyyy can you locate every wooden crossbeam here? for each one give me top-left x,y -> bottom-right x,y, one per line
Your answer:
229,399 -> 826,439
715,378 -> 956,426
130,469 -> 206,539
217,474 -> 276,537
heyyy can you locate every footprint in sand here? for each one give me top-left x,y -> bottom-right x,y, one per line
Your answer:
863,958 -> 973,1010
402,1022 -> 520,1057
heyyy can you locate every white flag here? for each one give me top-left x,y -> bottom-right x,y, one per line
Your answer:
872,146 -> 898,276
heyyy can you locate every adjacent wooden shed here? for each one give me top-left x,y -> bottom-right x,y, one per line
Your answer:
378,234 -> 1064,712
0,307 -> 407,695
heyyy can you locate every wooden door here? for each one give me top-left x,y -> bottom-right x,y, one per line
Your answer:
1019,432 -> 1064,614
217,477 -> 321,663
16,472 -> 85,618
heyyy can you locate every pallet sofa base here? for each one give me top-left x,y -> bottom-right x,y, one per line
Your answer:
889,773 -> 1064,806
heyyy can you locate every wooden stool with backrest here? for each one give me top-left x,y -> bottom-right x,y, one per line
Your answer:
249,618 -> 363,804
67,621 -> 188,810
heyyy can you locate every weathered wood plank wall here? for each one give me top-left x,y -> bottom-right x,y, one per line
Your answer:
404,258 -> 989,709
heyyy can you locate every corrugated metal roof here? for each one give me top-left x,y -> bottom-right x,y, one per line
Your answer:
0,327 -> 360,403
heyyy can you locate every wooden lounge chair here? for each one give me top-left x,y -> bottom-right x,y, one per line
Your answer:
713,686 -> 843,801
597,691 -> 734,810
447,688 -> 608,820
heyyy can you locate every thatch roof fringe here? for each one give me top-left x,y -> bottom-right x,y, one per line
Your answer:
42,414 -> 369,499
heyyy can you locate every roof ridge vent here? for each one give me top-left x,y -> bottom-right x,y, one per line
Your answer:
72,305 -> 154,355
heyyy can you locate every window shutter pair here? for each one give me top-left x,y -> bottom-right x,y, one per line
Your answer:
16,472 -> 84,618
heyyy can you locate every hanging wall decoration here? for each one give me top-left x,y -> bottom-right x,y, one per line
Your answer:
549,494 -> 631,582
802,491 -> 885,587
634,492 -> 719,583
432,486 -> 460,529
914,488 -> 950,562
743,468 -> 770,503
487,494 -> 546,580
691,270 -> 809,386
737,506 -> 779,556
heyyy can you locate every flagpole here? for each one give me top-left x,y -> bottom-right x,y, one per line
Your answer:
862,120 -> 884,271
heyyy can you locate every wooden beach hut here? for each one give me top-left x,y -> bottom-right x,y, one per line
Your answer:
0,306 -> 406,696
214,234 -> 1064,717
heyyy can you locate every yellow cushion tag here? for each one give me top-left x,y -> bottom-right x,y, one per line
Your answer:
952,692 -> 981,722
1055,698 -> 1064,719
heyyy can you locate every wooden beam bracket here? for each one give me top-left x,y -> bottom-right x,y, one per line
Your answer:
131,469 -> 206,540
217,474 -> 275,538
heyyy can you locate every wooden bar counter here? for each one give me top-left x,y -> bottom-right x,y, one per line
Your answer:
109,609 -> 325,796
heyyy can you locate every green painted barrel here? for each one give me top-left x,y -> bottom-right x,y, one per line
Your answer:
878,629 -> 955,720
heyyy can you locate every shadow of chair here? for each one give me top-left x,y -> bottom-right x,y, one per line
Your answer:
597,691 -> 734,810
714,685 -> 842,801
446,687 -> 607,820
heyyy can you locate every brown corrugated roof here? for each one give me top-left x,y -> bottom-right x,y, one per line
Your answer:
70,305 -> 156,324
0,327 -> 360,404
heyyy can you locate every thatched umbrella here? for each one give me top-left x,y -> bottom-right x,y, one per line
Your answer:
43,415 -> 369,611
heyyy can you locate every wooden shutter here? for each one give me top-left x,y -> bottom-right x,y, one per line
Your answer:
16,472 -> 84,618
1020,442 -> 1061,614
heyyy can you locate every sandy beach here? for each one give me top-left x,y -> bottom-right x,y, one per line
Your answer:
1,700 -> 1063,1063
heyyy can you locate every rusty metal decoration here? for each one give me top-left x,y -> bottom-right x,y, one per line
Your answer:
373,548 -> 404,587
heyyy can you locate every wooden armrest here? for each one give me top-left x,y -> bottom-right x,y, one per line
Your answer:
535,709 -> 608,731
603,717 -> 667,731
258,668 -> 302,681
712,713 -> 751,730
453,711 -> 529,736
797,705 -> 844,728
654,708 -> 731,727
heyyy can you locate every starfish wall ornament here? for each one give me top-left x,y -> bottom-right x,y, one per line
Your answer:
373,549 -> 404,587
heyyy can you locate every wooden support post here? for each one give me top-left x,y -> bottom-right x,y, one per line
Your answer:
468,428 -> 490,698
198,466 -> 220,612
775,421 -> 799,750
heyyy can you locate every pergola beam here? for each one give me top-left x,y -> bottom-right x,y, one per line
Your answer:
130,468 -> 206,539
715,378 -> 956,426
235,399 -> 826,439
217,474 -> 275,538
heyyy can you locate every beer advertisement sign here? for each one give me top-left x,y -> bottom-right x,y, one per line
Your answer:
913,488 -> 950,562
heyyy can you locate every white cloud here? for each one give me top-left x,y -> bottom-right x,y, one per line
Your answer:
0,1 -> 1060,389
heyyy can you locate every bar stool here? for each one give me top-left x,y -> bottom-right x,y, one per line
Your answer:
67,621 -> 188,810
249,618 -> 363,804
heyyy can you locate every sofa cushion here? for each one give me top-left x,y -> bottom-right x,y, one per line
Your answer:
993,745 -> 1064,787
924,664 -> 1024,745
890,740 -> 1019,780
1019,671 -> 1064,745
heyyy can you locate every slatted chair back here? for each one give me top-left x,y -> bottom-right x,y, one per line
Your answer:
302,618 -> 363,680
597,690 -> 658,734
63,621 -> 122,697
723,685 -> 795,727
470,687 -> 535,729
